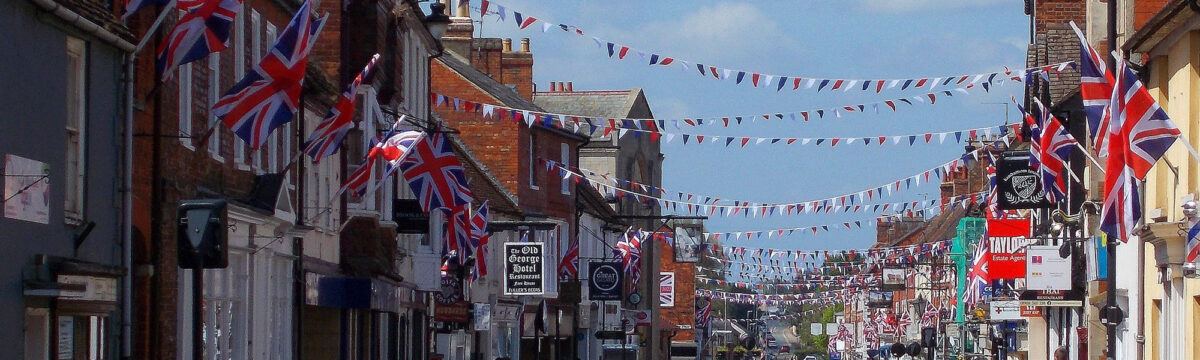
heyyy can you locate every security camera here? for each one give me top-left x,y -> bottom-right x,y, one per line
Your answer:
1183,262 -> 1198,279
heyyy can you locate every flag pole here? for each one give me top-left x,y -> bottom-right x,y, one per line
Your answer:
1073,142 -> 1105,169
132,0 -> 177,54
1103,0 -> 1121,356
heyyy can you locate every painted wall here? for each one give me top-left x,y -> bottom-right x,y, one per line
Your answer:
0,0 -> 126,356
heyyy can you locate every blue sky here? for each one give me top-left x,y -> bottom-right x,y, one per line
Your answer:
468,0 -> 1030,253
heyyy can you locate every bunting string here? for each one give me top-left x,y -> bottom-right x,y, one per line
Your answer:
708,239 -> 952,262
581,123 -> 1015,149
473,1 -> 1074,94
540,141 -> 1004,218
434,90 -> 1021,133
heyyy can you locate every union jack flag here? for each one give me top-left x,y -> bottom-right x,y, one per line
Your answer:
985,159 -> 1001,219
469,201 -> 490,282
1070,21 -> 1115,154
1186,217 -> 1200,264
1031,97 -> 1080,203
1014,96 -> 1044,171
897,309 -> 912,333
213,0 -> 326,149
337,154 -> 377,198
398,133 -> 474,212
304,54 -> 381,163
695,300 -> 711,330
558,236 -> 579,281
919,303 -> 939,328
615,229 -> 644,289
122,0 -> 168,21
964,239 -> 990,306
1100,55 -> 1180,242
364,129 -> 423,195
444,205 -> 473,264
155,0 -> 243,79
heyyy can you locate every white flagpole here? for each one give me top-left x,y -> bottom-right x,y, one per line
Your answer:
132,0 -> 178,54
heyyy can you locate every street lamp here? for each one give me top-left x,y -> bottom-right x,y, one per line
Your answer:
423,2 -> 451,40
1181,201 -> 1199,278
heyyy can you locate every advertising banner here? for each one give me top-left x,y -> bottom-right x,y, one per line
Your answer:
989,300 -> 1022,320
1025,245 -> 1071,290
987,217 -> 1037,279
588,261 -> 623,301
503,242 -> 545,295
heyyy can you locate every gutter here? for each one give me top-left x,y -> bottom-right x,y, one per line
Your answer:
27,0 -> 134,52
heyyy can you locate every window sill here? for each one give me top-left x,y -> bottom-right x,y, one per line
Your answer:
64,212 -> 83,226
235,163 -> 251,171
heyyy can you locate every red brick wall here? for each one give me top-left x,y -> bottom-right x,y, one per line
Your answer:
431,61 -> 523,195
1035,0 -> 1086,34
129,1 -> 318,358
660,234 -> 697,341
1134,0 -> 1170,31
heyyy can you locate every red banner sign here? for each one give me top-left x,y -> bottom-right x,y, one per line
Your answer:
987,217 -> 1035,279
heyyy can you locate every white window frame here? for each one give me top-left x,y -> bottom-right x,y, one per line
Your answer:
65,37 -> 86,223
254,18 -> 273,174
178,62 -> 194,150
528,132 -> 539,190
177,250 -> 249,360
23,308 -> 50,360
235,10 -> 256,170
208,53 -> 223,162
560,143 -> 570,195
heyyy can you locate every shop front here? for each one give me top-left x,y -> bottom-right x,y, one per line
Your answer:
23,257 -> 123,360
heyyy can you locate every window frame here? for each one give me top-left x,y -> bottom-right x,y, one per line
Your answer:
65,36 -> 87,223
208,52 -> 223,162
528,132 -> 540,190
560,142 -> 570,195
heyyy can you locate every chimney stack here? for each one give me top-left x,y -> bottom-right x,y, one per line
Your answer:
502,38 -> 512,52
565,82 -> 573,92
520,38 -> 530,52
455,0 -> 469,17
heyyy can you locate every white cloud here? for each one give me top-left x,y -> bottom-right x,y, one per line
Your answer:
859,0 -> 1009,13
624,3 -> 803,65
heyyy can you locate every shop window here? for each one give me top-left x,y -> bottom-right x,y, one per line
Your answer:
47,314 -> 107,360
24,308 -> 49,360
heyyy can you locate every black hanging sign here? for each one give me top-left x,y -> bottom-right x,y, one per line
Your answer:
503,242 -> 545,295
588,261 -> 623,300
997,150 -> 1053,210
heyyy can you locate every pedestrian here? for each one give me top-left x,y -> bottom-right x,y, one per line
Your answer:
1054,347 -> 1069,360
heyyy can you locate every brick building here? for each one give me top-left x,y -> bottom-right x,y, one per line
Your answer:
431,6 -> 588,358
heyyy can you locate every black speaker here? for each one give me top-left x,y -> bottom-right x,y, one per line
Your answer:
177,199 -> 228,269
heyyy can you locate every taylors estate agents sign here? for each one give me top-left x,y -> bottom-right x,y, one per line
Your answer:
503,242 -> 545,295
588,261 -> 622,301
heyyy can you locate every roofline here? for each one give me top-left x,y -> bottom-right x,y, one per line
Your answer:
1124,0 -> 1191,53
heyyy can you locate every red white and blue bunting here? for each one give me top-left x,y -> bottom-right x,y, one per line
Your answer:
434,91 -> 1020,132
474,1 -> 1074,93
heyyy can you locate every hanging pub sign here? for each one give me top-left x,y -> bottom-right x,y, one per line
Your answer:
881,267 -> 906,291
987,217 -> 1037,279
997,151 -> 1052,209
673,226 -> 701,263
503,242 -> 545,295
588,261 -> 623,301
867,291 -> 894,308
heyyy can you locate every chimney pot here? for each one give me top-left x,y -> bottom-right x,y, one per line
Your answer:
549,82 -> 558,92
557,82 -> 565,92
520,38 -> 530,52
502,38 -> 512,52
566,82 -> 573,92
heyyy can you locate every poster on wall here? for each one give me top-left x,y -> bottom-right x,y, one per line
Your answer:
673,226 -> 701,263
659,272 -> 676,307
503,242 -> 545,295
4,154 -> 50,224
588,261 -> 622,301
987,217 -> 1037,279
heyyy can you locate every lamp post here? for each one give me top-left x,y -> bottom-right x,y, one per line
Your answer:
1182,201 -> 1199,278
423,2 -> 451,40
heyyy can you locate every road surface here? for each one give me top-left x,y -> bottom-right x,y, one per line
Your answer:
766,320 -> 804,359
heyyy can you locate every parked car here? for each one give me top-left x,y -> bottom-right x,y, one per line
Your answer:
780,345 -> 790,353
